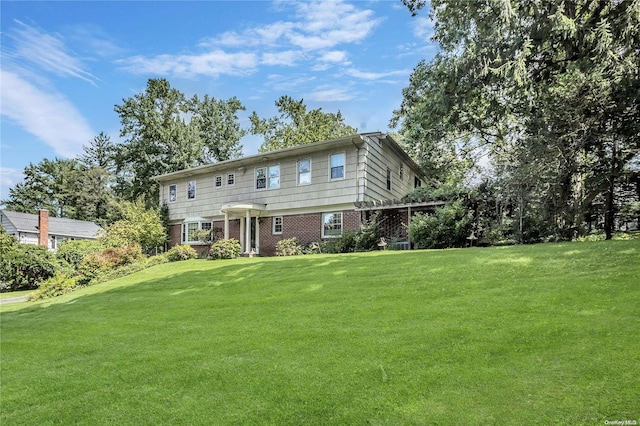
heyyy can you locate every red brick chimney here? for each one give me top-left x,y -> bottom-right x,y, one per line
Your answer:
38,209 -> 49,247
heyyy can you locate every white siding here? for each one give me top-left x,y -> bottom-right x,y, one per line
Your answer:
362,135 -> 416,201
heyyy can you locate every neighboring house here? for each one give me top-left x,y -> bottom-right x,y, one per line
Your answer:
154,132 -> 443,256
0,209 -> 102,252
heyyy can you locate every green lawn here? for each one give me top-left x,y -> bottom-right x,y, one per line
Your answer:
1,240 -> 638,425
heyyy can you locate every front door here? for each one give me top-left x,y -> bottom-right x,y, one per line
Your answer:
250,219 -> 257,252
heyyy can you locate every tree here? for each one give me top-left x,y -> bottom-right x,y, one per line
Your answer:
394,0 -> 640,240
80,132 -> 115,170
2,158 -> 82,218
100,200 -> 166,254
113,79 -> 245,206
250,96 -> 358,152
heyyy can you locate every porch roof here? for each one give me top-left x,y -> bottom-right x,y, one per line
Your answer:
221,203 -> 267,216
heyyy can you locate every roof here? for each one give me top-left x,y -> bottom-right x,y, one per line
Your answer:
153,132 -> 424,182
0,210 -> 102,239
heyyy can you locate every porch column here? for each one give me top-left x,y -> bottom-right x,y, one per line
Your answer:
245,210 -> 251,253
255,217 -> 260,254
224,212 -> 229,239
239,216 -> 245,253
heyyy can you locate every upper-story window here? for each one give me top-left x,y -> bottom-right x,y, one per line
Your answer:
256,165 -> 280,190
187,180 -> 196,200
399,164 -> 404,180
330,153 -> 345,180
169,184 -> 177,203
386,167 -> 392,191
298,159 -> 311,185
414,177 -> 422,188
215,175 -> 223,188
227,173 -> 235,186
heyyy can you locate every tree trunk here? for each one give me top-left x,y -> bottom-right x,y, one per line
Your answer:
604,141 -> 618,240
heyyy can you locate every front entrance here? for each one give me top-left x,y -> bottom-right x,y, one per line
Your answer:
221,203 -> 266,255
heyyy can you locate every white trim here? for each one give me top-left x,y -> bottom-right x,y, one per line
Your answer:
272,216 -> 283,235
322,212 -> 343,238
214,175 -> 223,189
227,172 -> 236,187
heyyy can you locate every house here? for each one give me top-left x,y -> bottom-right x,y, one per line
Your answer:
0,209 -> 102,251
154,132 -> 443,256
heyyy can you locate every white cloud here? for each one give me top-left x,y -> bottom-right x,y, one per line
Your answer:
0,167 -> 24,189
412,15 -> 435,41
124,0 -> 382,79
118,50 -> 258,78
261,50 -> 304,66
0,69 -> 95,158
306,86 -> 354,102
345,68 -> 410,81
8,20 -> 98,85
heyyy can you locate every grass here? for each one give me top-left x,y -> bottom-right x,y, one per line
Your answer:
1,240 -> 639,425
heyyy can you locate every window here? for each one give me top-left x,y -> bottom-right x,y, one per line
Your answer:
169,184 -> 177,203
269,165 -> 280,189
227,173 -> 235,186
330,153 -> 345,180
298,159 -> 311,185
187,181 -> 196,200
215,175 -> 223,188
182,220 -> 213,244
273,216 -> 283,234
414,177 -> 422,189
322,212 -> 343,238
399,164 -> 404,180
256,165 -> 280,190
256,167 -> 266,189
386,167 -> 392,191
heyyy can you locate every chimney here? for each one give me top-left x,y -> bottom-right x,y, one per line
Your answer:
38,209 -> 49,247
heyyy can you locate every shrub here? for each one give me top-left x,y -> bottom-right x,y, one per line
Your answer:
77,243 -> 144,285
32,274 -> 81,300
408,201 -> 473,249
166,245 -> 198,261
210,238 -> 241,260
0,245 -> 60,290
275,237 -> 303,256
56,239 -> 103,269
146,253 -> 170,268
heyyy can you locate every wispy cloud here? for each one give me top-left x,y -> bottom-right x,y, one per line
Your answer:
118,50 -> 258,78
118,0 -> 382,79
345,68 -> 410,81
7,20 -> 99,85
0,69 -> 95,158
307,86 -> 355,102
412,15 -> 435,42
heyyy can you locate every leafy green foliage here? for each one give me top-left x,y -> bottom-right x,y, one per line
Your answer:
56,239 -> 104,269
100,200 -> 166,253
32,274 -> 81,300
408,201 -> 473,249
166,245 -> 199,262
0,224 -> 17,257
250,96 -> 357,152
0,245 -> 59,290
77,243 -> 143,285
275,237 -> 303,256
210,238 -> 241,260
394,0 -> 640,240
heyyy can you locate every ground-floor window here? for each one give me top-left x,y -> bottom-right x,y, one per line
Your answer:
322,212 -> 343,238
182,220 -> 212,244
273,216 -> 283,234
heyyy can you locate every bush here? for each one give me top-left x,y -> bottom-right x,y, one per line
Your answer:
56,239 -> 103,269
0,245 -> 60,290
275,238 -> 303,256
32,274 -> 81,300
77,243 -> 144,285
408,201 -> 473,249
166,245 -> 198,261
210,238 -> 241,260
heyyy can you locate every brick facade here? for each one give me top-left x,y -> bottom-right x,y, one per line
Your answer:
169,210 -> 364,257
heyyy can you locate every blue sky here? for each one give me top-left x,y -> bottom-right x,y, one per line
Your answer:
1,0 -> 437,202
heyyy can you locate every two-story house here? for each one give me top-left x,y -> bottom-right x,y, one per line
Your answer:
154,132 -> 434,256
